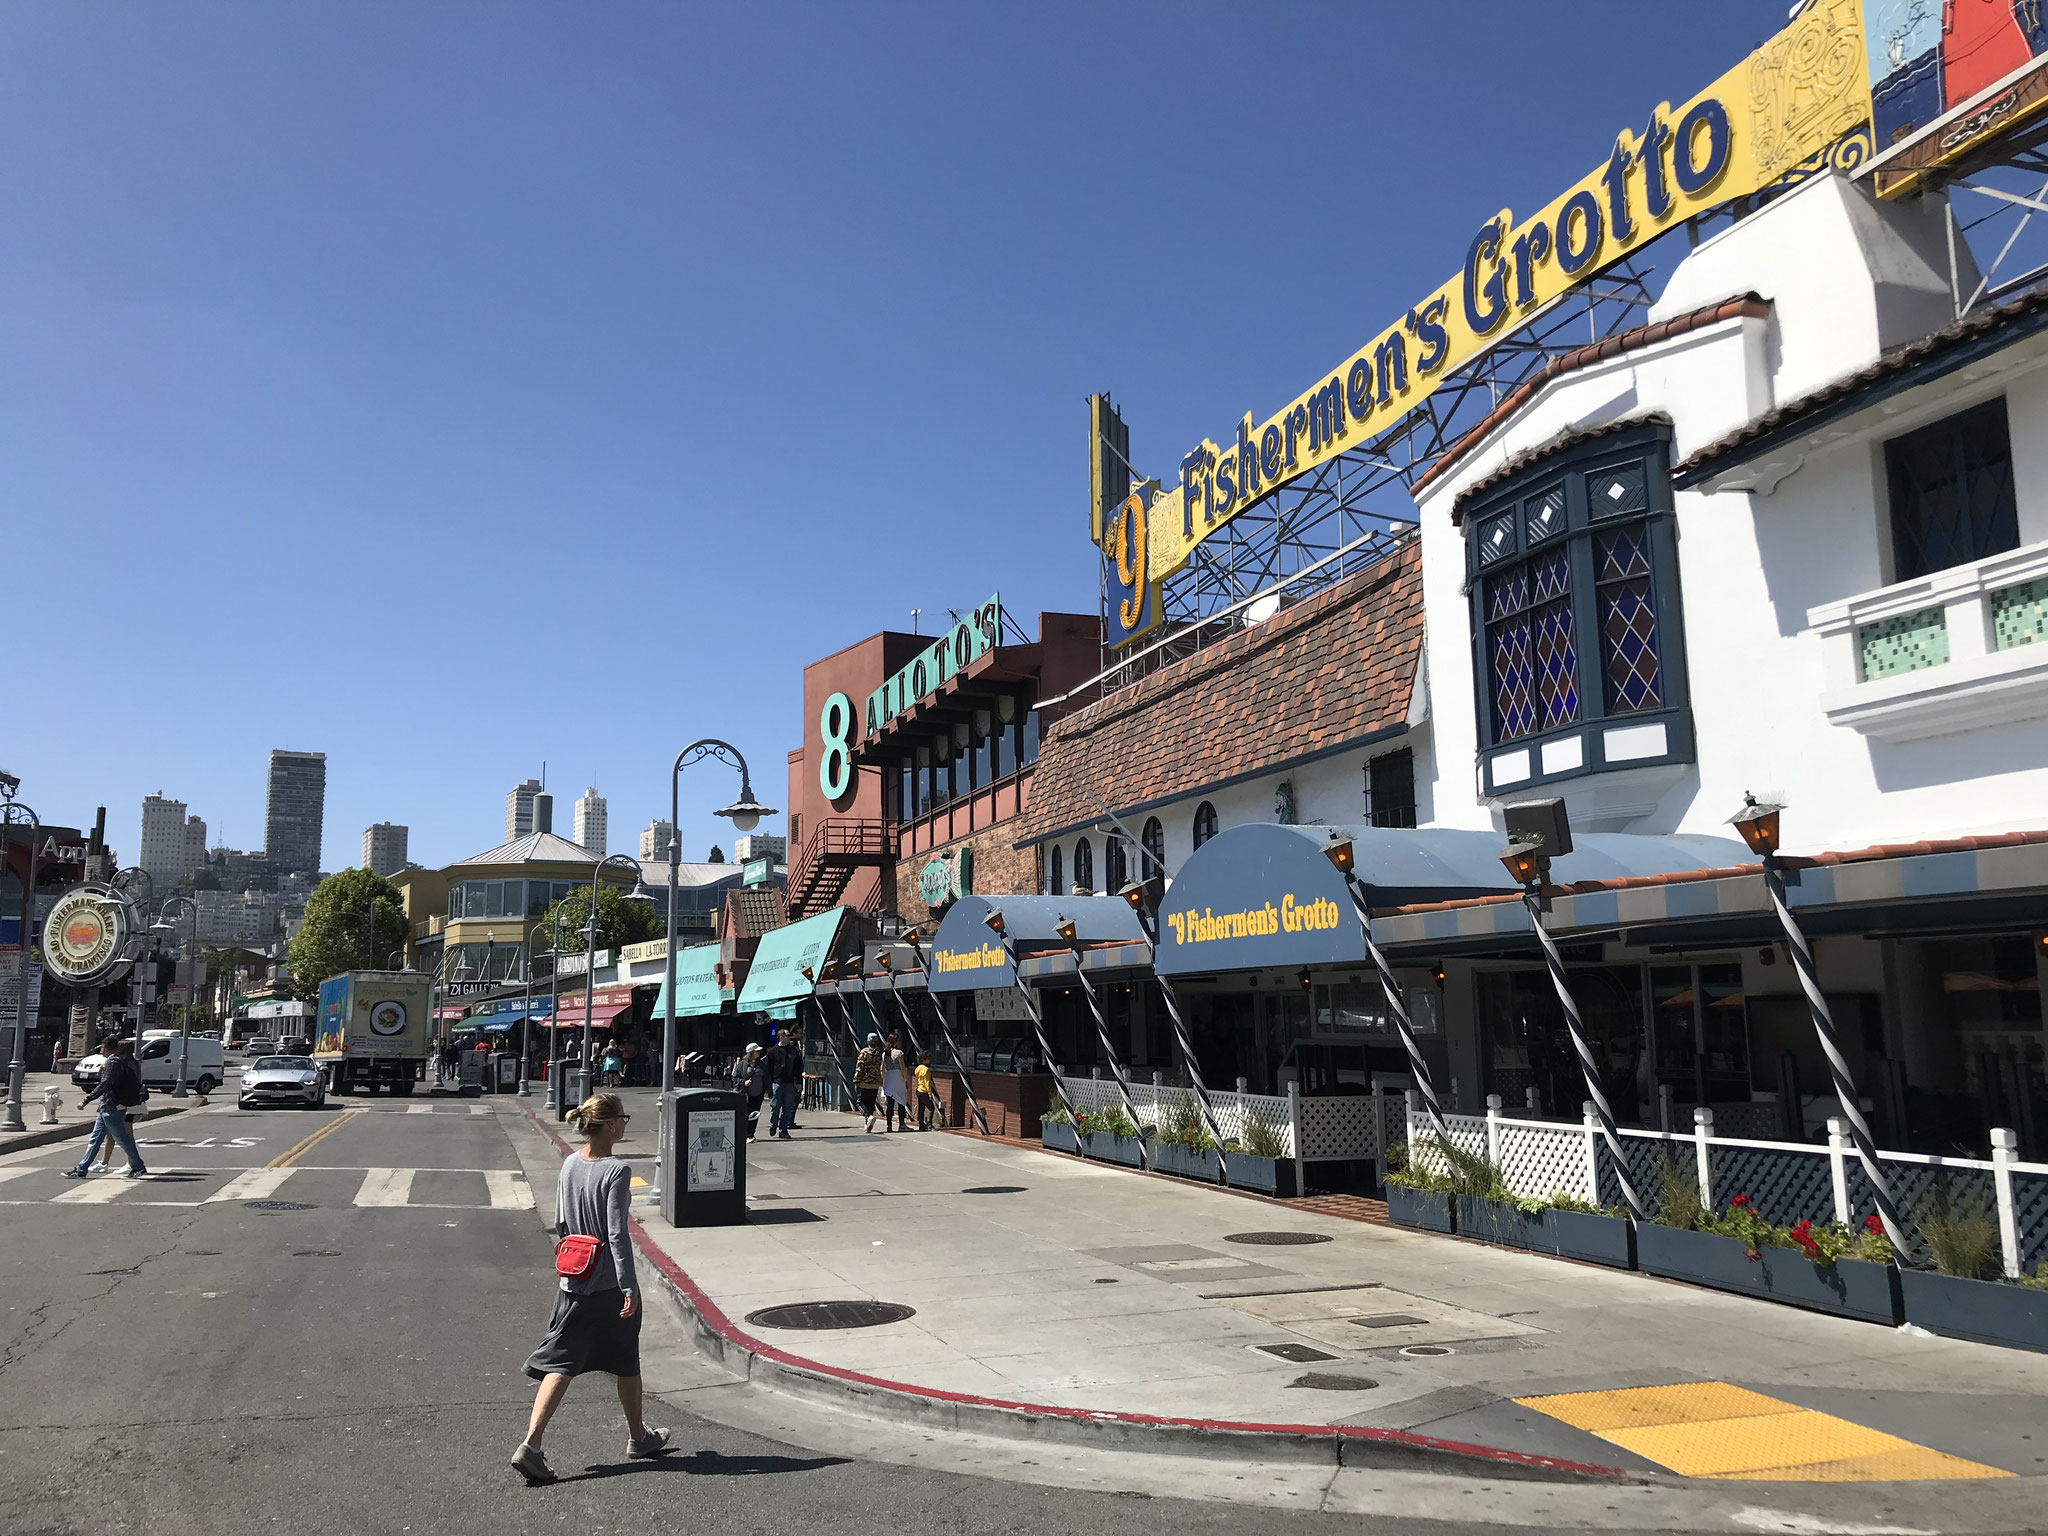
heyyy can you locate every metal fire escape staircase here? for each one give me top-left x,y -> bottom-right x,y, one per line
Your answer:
787,819 -> 895,920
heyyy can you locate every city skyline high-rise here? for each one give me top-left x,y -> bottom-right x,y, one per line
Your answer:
263,749 -> 326,877
639,820 -> 675,864
361,822 -> 409,878
505,778 -> 543,843
573,787 -> 607,855
138,793 -> 193,889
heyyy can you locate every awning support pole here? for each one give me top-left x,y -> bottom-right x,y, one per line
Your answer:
1524,887 -> 1647,1222
1153,975 -> 1229,1184
904,937 -> 990,1136
820,992 -> 862,1110
1761,854 -> 1912,1256
1341,872 -> 1451,1149
1066,942 -> 1150,1170
993,931 -> 1074,1124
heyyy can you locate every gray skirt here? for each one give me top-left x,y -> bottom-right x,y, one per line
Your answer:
524,1287 -> 641,1380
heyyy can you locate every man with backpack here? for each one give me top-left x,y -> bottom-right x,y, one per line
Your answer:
64,1039 -> 148,1180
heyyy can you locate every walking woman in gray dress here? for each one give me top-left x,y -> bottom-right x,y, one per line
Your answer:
512,1092 -> 671,1484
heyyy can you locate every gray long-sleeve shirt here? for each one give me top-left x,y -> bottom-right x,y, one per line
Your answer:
554,1152 -> 637,1297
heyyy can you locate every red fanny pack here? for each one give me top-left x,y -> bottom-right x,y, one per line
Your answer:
554,1234 -> 601,1278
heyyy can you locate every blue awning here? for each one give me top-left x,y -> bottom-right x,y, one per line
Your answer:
927,894 -> 1148,993
735,908 -> 850,1011
1157,822 -> 1749,977
652,942 -> 726,1020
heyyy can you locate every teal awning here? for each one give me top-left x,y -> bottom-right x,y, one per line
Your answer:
736,907 -> 849,1011
651,942 -> 725,1019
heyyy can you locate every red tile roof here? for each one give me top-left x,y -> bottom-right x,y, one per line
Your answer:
1412,294 -> 1770,501
1674,280 -> 2048,483
1013,544 -> 1423,846
1372,830 -> 2048,916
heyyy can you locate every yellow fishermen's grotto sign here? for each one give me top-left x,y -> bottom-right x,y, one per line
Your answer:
1103,0 -> 1875,647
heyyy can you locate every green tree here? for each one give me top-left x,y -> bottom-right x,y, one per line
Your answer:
288,868 -> 409,1000
540,883 -> 663,956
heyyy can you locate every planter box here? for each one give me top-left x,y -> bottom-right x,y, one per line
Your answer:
1039,1120 -> 1079,1154
1457,1195 -> 1544,1249
1900,1269 -> 2048,1353
1385,1183 -> 1454,1233
1544,1208 -> 1637,1270
1079,1129 -> 1148,1168
1638,1224 -> 1901,1326
1221,1153 -> 1299,1198
1151,1140 -> 1222,1183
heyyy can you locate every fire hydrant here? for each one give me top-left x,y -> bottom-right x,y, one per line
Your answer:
41,1085 -> 62,1126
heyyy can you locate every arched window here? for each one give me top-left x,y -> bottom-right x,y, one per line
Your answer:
1048,844 -> 1064,896
1073,837 -> 1094,895
1104,835 -> 1128,894
1192,801 -> 1218,849
1141,817 -> 1165,879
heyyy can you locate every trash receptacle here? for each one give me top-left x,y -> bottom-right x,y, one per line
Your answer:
661,1088 -> 747,1227
494,1053 -> 521,1092
554,1067 -> 590,1120
457,1053 -> 485,1094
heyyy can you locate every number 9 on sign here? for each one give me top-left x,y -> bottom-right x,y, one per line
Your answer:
819,692 -> 855,802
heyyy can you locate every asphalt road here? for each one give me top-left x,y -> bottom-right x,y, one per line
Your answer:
0,1087 -> 1552,1536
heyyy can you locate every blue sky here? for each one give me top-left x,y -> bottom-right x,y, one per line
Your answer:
1,1 -> 1794,872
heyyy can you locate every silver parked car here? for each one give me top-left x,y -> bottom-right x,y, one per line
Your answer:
238,1054 -> 326,1110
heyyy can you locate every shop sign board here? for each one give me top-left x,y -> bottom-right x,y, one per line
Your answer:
1104,0 -> 1877,643
1866,3 -> 2048,196
1153,823 -> 1368,977
620,938 -> 668,964
915,847 -> 971,912
741,858 -> 770,887
861,596 -> 1002,737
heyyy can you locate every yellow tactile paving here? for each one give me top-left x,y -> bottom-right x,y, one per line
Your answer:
1514,1382 -> 2014,1483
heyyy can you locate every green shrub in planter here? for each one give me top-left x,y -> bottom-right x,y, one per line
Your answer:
1384,1182 -> 1454,1232
1542,1206 -> 1636,1269
1151,1139 -> 1222,1182
1220,1150 -> 1298,1197
1038,1117 -> 1080,1154
1455,1194 -> 1543,1248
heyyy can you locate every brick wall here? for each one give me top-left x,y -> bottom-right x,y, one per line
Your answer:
894,824 -> 1040,930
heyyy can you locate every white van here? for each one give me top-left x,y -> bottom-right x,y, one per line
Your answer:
136,1031 -> 226,1096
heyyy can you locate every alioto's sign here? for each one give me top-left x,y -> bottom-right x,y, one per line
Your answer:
865,597 -> 1002,737
41,887 -> 129,985
1104,0 -> 1875,645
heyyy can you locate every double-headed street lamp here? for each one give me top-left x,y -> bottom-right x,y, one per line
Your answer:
0,787 -> 41,1133
653,741 -> 774,1202
151,895 -> 202,1099
577,855 -> 656,1101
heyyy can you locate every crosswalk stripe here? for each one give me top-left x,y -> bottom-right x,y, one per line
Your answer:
354,1168 -> 415,1207
52,1175 -> 148,1204
469,1104 -> 489,1116
0,1168 -> 39,1188
204,1167 -> 295,1204
405,1105 -> 435,1115
484,1170 -> 533,1210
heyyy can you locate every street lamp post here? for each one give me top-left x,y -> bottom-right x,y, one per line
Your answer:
151,896 -> 201,1100
521,930 -> 554,1100
654,741 -> 775,1198
1730,793 -> 1911,1254
1,789 -> 40,1133
110,868 -> 153,1040
577,855 -> 655,1109
538,904 -> 567,1109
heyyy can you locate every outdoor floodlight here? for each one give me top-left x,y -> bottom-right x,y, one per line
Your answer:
1323,833 -> 1355,874
1729,792 -> 1784,859
982,907 -> 1006,936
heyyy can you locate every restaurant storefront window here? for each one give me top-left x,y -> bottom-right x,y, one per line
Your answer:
1649,962 -> 1749,1111
1478,965 -> 1646,1123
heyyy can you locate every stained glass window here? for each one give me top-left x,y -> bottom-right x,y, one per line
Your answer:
1885,398 -> 2018,581
1467,425 -> 1682,757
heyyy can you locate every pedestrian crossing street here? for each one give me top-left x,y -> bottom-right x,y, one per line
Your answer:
0,1163 -> 535,1211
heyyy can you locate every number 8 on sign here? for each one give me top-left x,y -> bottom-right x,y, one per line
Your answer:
819,692 -> 855,801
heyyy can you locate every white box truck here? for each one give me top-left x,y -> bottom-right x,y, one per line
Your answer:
315,971 -> 430,1096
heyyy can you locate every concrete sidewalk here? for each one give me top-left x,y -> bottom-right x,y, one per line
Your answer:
0,1072 -> 190,1154
538,1090 -> 2048,1492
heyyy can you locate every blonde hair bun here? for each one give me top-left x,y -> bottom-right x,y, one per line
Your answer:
568,1092 -> 627,1134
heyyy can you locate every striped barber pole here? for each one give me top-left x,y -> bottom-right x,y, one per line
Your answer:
992,929 -> 1074,1124
1341,873 -> 1450,1149
1153,975 -> 1230,1184
1066,943 -> 1150,1170
902,936 -> 991,1136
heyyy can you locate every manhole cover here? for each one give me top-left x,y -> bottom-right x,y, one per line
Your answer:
1253,1342 -> 1337,1363
1224,1231 -> 1334,1246
245,1200 -> 316,1211
292,1250 -> 343,1258
745,1300 -> 916,1330
962,1185 -> 1026,1194
1401,1345 -> 1455,1357
1290,1372 -> 1380,1391
1351,1314 -> 1428,1329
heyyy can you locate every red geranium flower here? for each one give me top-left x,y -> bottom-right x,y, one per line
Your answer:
1730,1193 -> 1752,1209
1865,1213 -> 1884,1235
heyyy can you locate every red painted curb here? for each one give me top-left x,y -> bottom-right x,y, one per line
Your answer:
524,1106 -> 1628,1480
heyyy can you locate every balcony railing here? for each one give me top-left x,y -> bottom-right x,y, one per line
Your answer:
1807,538 -> 2048,741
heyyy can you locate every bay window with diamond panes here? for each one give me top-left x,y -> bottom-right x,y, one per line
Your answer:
1465,421 -> 1693,795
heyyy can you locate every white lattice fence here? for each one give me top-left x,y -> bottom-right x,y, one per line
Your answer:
1297,1095 -> 1387,1160
1058,1075 -> 1295,1153
1494,1119 -> 1594,1202
1405,1110 -> 1487,1178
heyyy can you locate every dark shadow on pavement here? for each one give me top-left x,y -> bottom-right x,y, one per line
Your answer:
566,1448 -> 851,1482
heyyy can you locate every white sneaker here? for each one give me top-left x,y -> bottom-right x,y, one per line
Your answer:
511,1443 -> 556,1484
628,1426 -> 671,1459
